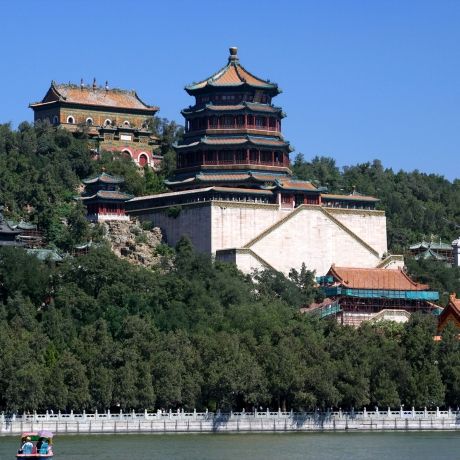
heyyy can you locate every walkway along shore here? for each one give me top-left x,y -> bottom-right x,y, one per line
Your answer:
1,408 -> 460,435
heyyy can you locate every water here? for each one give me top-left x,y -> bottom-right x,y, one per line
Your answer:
1,432 -> 459,459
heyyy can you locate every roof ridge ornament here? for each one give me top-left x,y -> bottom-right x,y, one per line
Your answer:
228,46 -> 239,64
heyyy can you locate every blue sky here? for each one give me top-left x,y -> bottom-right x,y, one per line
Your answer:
1,0 -> 458,180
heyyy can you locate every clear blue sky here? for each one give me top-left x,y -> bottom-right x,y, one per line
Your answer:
1,0 -> 459,180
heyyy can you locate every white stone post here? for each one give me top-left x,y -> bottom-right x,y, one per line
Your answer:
1,412 -> 4,423
363,407 -> 367,418
45,410 -> 49,421
436,407 -> 440,418
83,410 -> 86,421
387,407 -> 391,417
70,409 -> 74,420
412,407 -> 415,418
107,409 -> 110,419
95,409 -> 98,419
144,409 -> 148,420
424,407 -> 428,417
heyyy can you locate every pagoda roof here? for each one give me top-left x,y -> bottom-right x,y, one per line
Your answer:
30,81 -> 158,113
327,266 -> 430,291
185,47 -> 280,95
165,171 -> 289,187
27,248 -> 63,262
439,294 -> 460,324
275,179 -> 317,191
182,101 -> 283,116
414,249 -> 449,261
82,172 -> 125,185
321,192 -> 379,202
176,135 -> 291,150
409,241 -> 452,251
0,212 -> 22,235
79,190 -> 133,201
129,186 -> 272,203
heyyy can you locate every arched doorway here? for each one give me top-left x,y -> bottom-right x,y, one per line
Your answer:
138,153 -> 149,167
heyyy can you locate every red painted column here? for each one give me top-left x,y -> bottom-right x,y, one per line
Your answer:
246,148 -> 250,163
271,151 -> 274,165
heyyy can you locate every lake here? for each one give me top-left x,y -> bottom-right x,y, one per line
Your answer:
1,431 -> 459,459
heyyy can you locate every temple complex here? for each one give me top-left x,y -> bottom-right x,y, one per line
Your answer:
78,172 -> 133,222
30,80 -> 162,168
126,47 -> 398,276
309,266 -> 441,326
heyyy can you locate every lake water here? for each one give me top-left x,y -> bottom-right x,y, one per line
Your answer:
1,432 -> 459,459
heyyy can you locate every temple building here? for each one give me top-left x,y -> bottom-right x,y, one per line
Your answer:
408,240 -> 453,264
309,266 -> 441,326
0,208 -> 43,248
126,47 -> 399,276
437,294 -> 460,333
30,80 -> 162,168
78,172 -> 133,222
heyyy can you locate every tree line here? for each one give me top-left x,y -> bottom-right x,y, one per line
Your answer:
0,122 -> 458,413
0,243 -> 458,413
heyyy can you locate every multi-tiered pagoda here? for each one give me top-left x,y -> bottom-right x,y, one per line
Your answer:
166,47 -> 324,207
127,48 -> 391,276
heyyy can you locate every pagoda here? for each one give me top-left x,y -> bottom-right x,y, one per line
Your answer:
126,48 -> 392,276
166,47 -> 324,206
79,172 -> 133,222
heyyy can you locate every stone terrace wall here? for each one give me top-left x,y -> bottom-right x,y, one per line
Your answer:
1,409 -> 459,435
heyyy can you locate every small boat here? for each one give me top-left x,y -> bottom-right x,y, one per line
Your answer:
16,431 -> 54,459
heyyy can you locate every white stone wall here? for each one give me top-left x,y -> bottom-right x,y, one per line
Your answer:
247,206 -> 381,275
326,208 -> 387,257
210,202 -> 286,252
134,201 -> 388,276
137,204 -> 212,253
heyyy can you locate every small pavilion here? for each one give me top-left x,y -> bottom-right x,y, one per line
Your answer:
79,172 -> 133,222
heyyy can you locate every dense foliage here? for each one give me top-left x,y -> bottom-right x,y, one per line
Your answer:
0,124 -> 458,413
0,244 -> 458,413
0,120 -> 182,250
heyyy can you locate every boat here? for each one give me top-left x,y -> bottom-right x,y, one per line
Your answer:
16,431 -> 54,458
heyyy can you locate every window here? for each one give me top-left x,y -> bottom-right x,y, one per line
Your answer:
122,149 -> 132,158
86,117 -> 93,126
67,116 -> 75,124
52,115 -> 59,124
255,117 -> 266,128
104,119 -> 112,126
123,120 -> 130,127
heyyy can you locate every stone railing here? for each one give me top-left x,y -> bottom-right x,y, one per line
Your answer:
1,407 -> 459,435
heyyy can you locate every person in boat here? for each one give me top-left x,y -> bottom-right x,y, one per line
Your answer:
36,437 -> 46,453
21,437 -> 33,454
39,438 -> 49,454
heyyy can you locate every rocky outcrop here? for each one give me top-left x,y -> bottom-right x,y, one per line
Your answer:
101,220 -> 163,267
